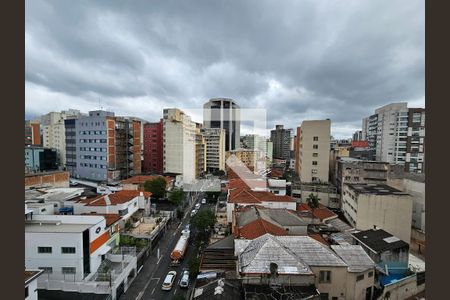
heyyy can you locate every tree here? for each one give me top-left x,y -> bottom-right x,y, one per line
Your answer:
169,188 -> 184,207
188,257 -> 200,278
191,209 -> 216,240
144,177 -> 167,199
306,193 -> 320,221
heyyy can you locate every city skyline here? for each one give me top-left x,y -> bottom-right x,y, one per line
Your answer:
25,0 -> 424,139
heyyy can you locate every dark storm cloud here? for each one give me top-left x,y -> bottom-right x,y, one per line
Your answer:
25,0 -> 424,138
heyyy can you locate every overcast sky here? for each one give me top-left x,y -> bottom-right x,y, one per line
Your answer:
25,0 -> 424,138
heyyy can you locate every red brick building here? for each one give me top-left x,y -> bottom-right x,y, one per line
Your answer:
143,119 -> 163,174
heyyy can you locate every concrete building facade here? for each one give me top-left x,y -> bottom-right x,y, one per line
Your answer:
203,98 -> 240,151
41,110 -> 84,167
25,120 -> 41,146
201,128 -> 226,172
297,120 -> 331,184
163,108 -> 197,184
405,108 -> 425,173
25,146 -> 58,173
342,183 -> 413,243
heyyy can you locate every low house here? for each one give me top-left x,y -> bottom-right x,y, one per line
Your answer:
73,190 -> 151,227
352,229 -> 409,275
297,203 -> 338,223
199,235 -> 236,274
331,245 -> 376,300
227,189 -> 296,222
233,206 -> 310,239
25,269 -> 44,300
267,179 -> 287,195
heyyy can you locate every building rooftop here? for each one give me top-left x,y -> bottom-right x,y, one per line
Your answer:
331,245 -> 375,272
82,213 -> 121,227
229,189 -> 294,204
25,222 -> 92,233
121,175 -> 172,186
193,279 -> 242,300
78,190 -> 151,206
352,229 -> 409,253
236,218 -> 287,239
346,183 -> 409,196
236,234 -> 347,275
25,269 -> 44,285
297,203 -> 337,221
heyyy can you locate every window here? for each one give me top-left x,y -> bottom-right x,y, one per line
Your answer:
320,293 -> 329,300
313,136 -> 319,141
38,247 -> 52,254
312,161 -> 318,165
62,267 -> 76,274
313,153 -> 318,157
356,274 -> 364,281
368,271 -> 373,277
39,267 -> 53,273
61,247 -> 76,254
319,271 -> 331,283
313,144 -> 318,149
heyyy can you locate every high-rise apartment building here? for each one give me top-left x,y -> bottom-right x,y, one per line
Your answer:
195,123 -> 206,178
201,128 -> 225,172
270,125 -> 291,160
405,108 -> 425,173
41,110 -> 84,167
64,110 -> 141,182
143,119 -> 163,174
353,130 -> 363,141
362,103 -> 425,173
297,120 -> 331,183
163,108 -> 197,184
203,98 -> 240,151
25,120 -> 41,146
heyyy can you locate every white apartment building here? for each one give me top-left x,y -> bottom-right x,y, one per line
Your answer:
201,128 -> 226,172
297,120 -> 331,183
342,183 -> 413,243
41,110 -> 83,167
163,108 -> 197,184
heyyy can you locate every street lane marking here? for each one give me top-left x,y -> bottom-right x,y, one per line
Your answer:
157,256 -> 163,265
151,287 -> 156,295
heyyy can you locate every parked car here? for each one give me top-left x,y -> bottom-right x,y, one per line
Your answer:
179,270 -> 190,288
201,198 -> 207,204
195,203 -> 201,210
162,271 -> 177,291
190,210 -> 197,217
184,224 -> 191,231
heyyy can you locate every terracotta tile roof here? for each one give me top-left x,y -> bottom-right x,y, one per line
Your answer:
82,213 -> 121,227
80,190 -> 151,206
297,203 -> 337,221
229,189 -> 294,204
25,270 -> 43,284
236,218 -> 287,239
308,233 -> 330,246
121,175 -> 172,186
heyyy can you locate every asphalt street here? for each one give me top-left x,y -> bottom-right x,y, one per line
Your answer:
119,192 -> 214,300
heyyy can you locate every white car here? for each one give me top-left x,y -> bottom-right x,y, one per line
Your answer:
162,271 -> 177,291
195,203 -> 201,210
179,270 -> 189,288
201,198 -> 206,204
190,210 -> 196,217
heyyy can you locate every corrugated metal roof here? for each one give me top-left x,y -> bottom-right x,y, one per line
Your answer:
237,234 -> 346,275
331,245 -> 375,272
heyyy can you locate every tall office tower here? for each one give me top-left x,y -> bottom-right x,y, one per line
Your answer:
297,120 -> 331,183
143,119 -> 163,174
362,117 -> 369,140
203,98 -> 240,151
25,120 -> 41,146
405,108 -> 425,173
41,109 -> 84,167
163,108 -> 197,184
270,125 -> 292,160
201,128 -> 226,172
65,110 -> 141,182
363,103 -> 425,172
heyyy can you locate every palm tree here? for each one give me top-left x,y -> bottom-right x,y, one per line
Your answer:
306,193 -> 320,222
